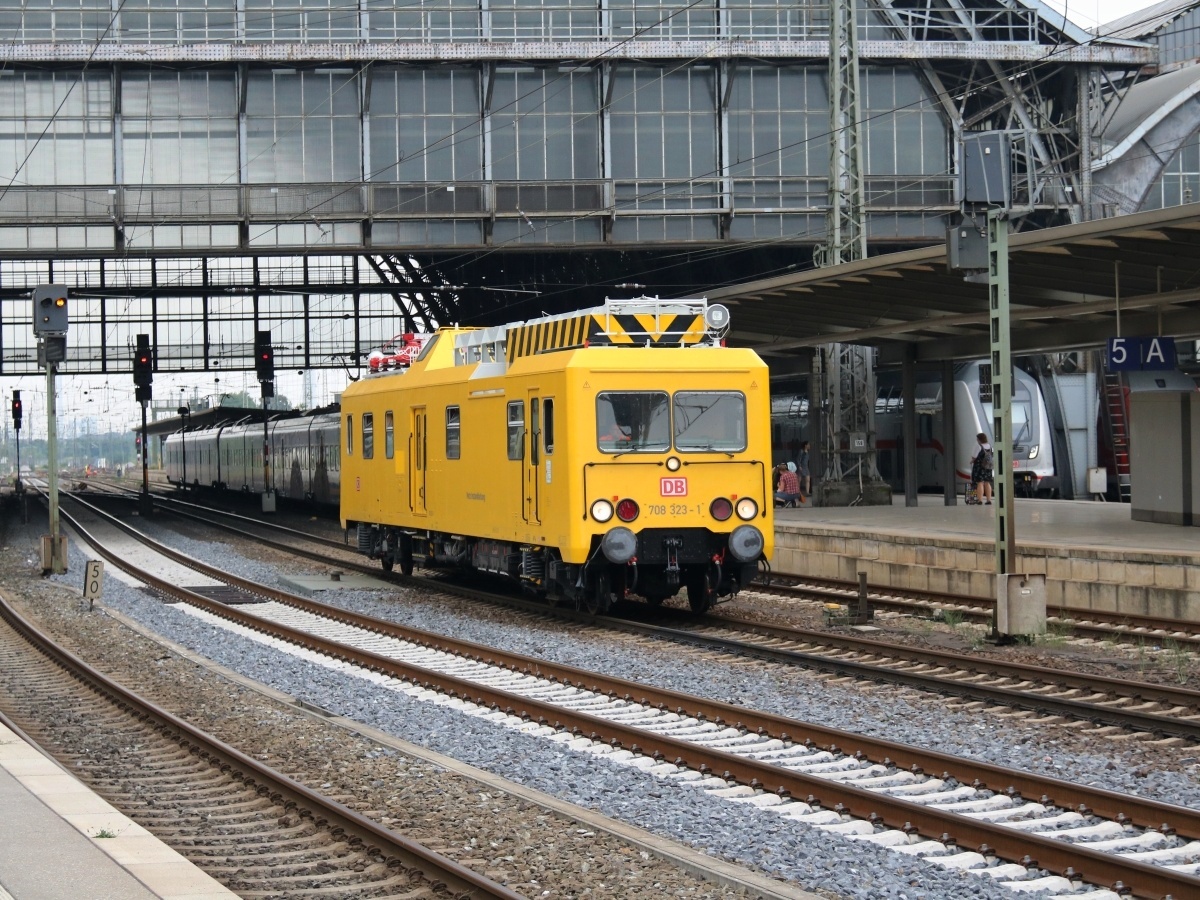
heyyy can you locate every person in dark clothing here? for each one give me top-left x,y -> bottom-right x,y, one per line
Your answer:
970,432 -> 994,505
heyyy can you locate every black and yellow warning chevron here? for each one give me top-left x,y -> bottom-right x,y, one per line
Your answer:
506,311 -> 707,363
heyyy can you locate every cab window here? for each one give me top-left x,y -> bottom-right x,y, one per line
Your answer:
345,415 -> 353,455
543,399 -> 554,454
673,391 -> 747,452
596,391 -> 669,453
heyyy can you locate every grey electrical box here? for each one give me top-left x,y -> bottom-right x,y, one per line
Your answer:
947,223 -> 989,270
848,432 -> 871,454
996,573 -> 1047,637
963,132 -> 1012,205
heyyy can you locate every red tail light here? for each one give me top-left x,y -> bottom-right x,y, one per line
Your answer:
616,499 -> 639,522
710,497 -> 733,521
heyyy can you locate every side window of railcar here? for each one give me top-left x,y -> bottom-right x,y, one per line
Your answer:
596,391 -> 669,452
673,391 -> 747,452
385,411 -> 394,459
346,415 -> 353,455
446,406 -> 460,459
543,399 -> 554,454
362,413 -> 374,459
507,402 -> 524,461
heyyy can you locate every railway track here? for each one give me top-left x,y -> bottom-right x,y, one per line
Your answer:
94,488 -> 1200,744
84,478 -> 1200,649
0,595 -> 522,900
758,574 -> 1200,647
65,483 -> 1200,745
46,488 -> 1200,898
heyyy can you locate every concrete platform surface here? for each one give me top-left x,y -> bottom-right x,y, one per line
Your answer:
0,720 -> 235,900
776,494 -> 1200,558
773,495 -> 1199,616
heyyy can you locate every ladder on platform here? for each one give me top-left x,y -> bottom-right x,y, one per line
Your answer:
1101,373 -> 1132,502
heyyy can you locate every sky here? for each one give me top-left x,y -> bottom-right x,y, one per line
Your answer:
1039,0 -> 1167,29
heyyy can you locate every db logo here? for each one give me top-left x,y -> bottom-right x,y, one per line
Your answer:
660,477 -> 687,497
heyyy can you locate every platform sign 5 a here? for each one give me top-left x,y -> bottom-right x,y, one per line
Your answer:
1106,336 -> 1177,372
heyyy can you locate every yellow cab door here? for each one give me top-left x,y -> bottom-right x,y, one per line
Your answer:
524,392 -> 541,526
409,406 -> 427,515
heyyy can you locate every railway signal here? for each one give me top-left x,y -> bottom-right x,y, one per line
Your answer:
254,330 -> 275,395
133,334 -> 153,402
11,391 -> 21,432
32,284 -> 68,335
254,329 -> 276,512
132,333 -> 154,515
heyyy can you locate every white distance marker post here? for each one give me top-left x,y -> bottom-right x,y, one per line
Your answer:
83,560 -> 104,610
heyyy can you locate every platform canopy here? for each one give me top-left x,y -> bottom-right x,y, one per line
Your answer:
708,203 -> 1200,366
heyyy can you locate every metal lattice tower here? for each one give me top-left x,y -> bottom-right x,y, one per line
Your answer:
814,0 -> 884,505
815,0 -> 867,269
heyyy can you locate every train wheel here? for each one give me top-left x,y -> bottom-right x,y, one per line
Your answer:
584,569 -> 610,615
686,566 -> 716,614
399,535 -> 414,576
379,531 -> 396,572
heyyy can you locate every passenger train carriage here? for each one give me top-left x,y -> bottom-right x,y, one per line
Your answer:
166,299 -> 773,615
165,411 -> 341,506
340,298 -> 772,614
770,359 -> 1058,497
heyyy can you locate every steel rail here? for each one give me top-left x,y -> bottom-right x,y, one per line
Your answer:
73,489 -> 1200,738
0,594 -> 525,900
50,493 -> 1200,898
761,576 -> 1200,645
92,482 -> 1200,643
596,614 -> 1200,741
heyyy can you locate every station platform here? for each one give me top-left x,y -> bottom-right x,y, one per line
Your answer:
0,719 -> 234,900
773,495 -> 1200,618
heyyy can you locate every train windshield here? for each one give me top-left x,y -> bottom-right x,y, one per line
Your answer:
673,391 -> 747,452
596,392 -> 670,452
1011,395 -> 1033,449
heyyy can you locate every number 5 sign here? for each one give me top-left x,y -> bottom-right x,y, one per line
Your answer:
83,560 -> 104,606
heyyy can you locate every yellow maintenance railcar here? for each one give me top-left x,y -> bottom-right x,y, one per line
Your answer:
340,298 -> 772,614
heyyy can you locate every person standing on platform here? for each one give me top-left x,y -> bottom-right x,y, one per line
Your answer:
970,432 -> 994,505
796,441 -> 811,498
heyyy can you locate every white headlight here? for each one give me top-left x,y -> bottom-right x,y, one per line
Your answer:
1028,444 -> 1039,460
735,497 -> 758,520
666,456 -> 681,472
591,499 -> 614,523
